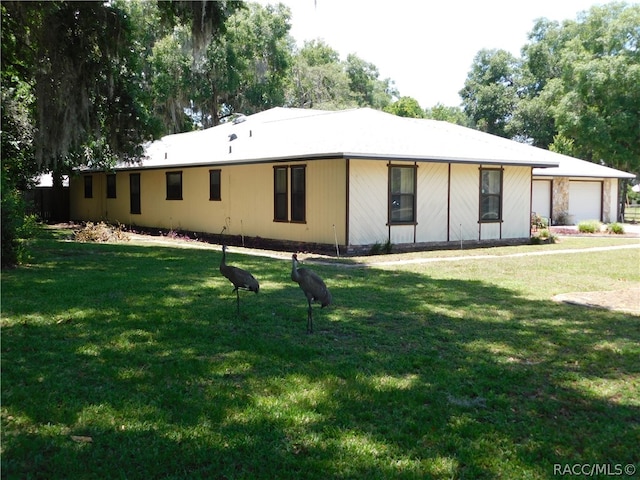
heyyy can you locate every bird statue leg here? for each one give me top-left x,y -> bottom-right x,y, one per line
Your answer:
236,289 -> 240,314
307,299 -> 313,333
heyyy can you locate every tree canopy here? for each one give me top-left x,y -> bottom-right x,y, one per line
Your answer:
3,0 -> 636,243
461,2 -> 640,176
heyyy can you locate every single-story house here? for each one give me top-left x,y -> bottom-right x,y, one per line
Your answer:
69,107 -> 634,251
532,157 -> 635,225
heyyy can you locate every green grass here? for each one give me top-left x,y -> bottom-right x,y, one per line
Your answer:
2,229 -> 639,479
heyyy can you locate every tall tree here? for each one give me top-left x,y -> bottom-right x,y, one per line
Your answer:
345,53 -> 395,110
0,0 -> 239,264
385,96 -> 425,118
459,48 -> 521,138
211,2 -> 294,121
463,3 -> 640,175
287,40 -> 354,109
29,2 -> 149,167
148,24 -> 196,132
286,39 -> 397,110
549,3 -> 640,174
425,103 -> 470,126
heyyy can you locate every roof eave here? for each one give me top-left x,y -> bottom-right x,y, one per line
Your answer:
90,152 -> 558,172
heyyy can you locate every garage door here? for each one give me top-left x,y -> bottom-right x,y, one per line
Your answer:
569,181 -> 601,223
532,180 -> 551,221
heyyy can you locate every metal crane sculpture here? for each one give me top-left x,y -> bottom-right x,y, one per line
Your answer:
219,245 -> 259,313
291,253 -> 332,333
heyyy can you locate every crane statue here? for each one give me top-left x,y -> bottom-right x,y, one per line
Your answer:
291,253 -> 332,333
219,245 -> 259,314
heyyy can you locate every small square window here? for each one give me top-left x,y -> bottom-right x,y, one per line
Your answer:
166,171 -> 182,200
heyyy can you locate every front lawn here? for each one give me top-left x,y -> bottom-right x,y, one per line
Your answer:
2,230 -> 639,479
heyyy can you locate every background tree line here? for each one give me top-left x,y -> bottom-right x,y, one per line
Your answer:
459,2 -> 639,177
2,1 -> 638,267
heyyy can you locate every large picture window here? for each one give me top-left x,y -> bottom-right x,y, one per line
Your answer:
480,168 -> 502,222
166,171 -> 182,200
209,169 -> 221,201
274,165 -> 307,223
274,167 -> 288,221
389,165 -> 416,224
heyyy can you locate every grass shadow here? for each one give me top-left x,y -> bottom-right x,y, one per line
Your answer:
2,235 -> 638,478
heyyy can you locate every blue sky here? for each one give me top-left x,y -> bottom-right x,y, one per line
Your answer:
255,0 -> 627,108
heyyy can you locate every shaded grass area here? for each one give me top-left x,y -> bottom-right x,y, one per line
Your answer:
2,231 -> 639,479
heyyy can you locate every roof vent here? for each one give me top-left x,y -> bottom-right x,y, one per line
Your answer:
228,133 -> 237,141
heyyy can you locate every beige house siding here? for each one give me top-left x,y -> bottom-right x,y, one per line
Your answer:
449,164 -> 480,242
71,157 -> 536,249
70,159 -> 347,245
348,159 -> 451,246
501,166 -> 533,239
416,162 -> 449,243
348,159 -> 388,246
347,161 -> 533,247
532,180 -> 552,220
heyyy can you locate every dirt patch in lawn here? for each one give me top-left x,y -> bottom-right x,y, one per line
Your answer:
553,287 -> 640,315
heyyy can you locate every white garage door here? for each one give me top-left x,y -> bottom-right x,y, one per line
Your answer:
569,181 -> 601,223
532,180 -> 551,221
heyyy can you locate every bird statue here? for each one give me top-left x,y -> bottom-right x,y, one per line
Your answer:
219,245 -> 259,314
291,253 -> 332,333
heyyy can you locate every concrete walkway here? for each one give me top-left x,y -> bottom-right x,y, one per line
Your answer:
128,232 -> 639,269
356,243 -> 640,268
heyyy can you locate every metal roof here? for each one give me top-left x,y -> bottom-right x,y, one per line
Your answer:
532,155 -> 635,179
103,107 -> 632,178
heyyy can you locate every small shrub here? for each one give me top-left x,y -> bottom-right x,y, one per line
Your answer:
606,222 -> 625,235
531,213 -> 548,229
17,214 -> 42,239
531,229 -> 557,244
369,239 -> 393,255
577,220 -> 602,233
75,222 -> 129,243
